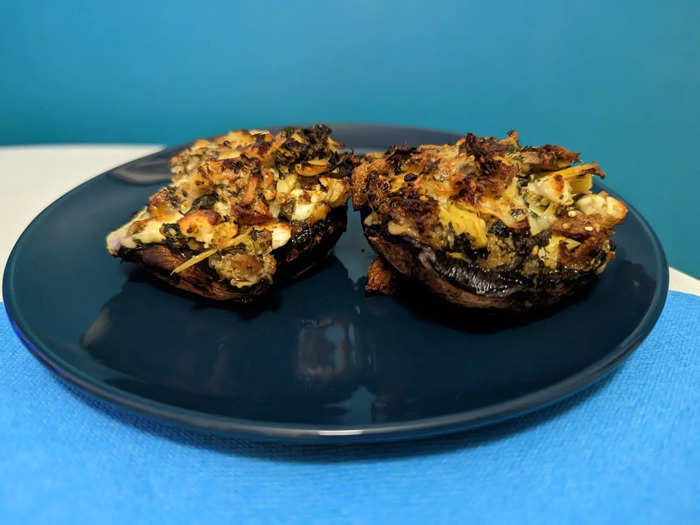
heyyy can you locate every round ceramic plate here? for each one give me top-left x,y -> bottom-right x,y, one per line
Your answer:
3,124 -> 668,443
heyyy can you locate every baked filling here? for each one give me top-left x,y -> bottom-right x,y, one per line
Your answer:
107,125 -> 355,289
353,131 -> 627,285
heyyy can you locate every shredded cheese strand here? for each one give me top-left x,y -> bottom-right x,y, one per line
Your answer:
170,234 -> 249,275
170,248 -> 218,275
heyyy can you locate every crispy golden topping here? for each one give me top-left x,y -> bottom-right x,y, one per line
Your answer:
352,131 -> 627,277
107,125 -> 356,288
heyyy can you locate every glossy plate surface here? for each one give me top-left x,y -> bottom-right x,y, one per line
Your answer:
3,125 -> 668,443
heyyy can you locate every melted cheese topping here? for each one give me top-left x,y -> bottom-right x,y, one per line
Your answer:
107,125 -> 354,288
352,131 -> 628,274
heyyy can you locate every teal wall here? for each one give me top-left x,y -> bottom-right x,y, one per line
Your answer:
1,1 -> 698,276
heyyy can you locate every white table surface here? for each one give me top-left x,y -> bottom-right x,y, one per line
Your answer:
1,145 -> 698,299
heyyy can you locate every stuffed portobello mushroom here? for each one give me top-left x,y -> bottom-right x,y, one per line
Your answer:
107,125 -> 357,302
352,131 -> 628,310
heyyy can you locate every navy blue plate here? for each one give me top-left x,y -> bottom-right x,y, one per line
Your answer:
3,125 -> 668,443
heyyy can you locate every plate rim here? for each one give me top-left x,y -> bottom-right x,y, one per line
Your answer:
2,124 -> 669,443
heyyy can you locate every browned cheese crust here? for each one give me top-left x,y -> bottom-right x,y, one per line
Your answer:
352,131 -> 628,309
107,125 -> 357,301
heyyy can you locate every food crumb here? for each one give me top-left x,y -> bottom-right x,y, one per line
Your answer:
365,258 -> 402,295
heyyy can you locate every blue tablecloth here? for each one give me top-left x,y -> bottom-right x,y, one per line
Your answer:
1,292 -> 698,524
